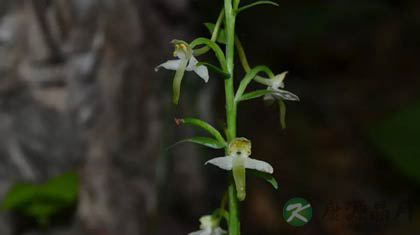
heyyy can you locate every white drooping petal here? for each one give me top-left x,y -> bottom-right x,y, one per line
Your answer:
272,88 -> 300,101
186,55 -> 198,71
188,229 -> 208,235
187,56 -> 209,82
212,227 -> 227,235
205,156 -> 233,170
244,157 -> 274,174
154,59 -> 183,71
194,64 -> 209,82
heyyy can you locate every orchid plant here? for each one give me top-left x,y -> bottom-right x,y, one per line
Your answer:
156,1 -> 299,234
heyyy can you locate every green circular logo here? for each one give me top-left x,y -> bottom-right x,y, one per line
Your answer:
283,198 -> 312,226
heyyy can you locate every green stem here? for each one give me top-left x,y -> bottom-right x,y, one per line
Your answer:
194,9 -> 225,56
234,35 -> 251,72
235,65 -> 275,102
235,35 -> 273,86
224,1 -> 239,235
190,38 -> 228,72
224,0 -> 236,143
228,179 -> 239,235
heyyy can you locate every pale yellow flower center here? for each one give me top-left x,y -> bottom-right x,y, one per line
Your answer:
228,137 -> 251,157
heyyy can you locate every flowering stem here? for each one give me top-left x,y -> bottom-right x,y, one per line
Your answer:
228,182 -> 239,235
224,1 -> 240,235
224,0 -> 236,142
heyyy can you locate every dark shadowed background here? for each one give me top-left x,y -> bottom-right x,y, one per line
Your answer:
0,0 -> 419,235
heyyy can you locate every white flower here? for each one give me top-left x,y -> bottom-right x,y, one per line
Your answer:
188,215 -> 226,235
263,72 -> 300,101
155,40 -> 209,105
205,138 -> 273,201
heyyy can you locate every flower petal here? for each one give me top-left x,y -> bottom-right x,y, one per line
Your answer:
155,59 -> 182,71
213,227 -> 227,235
273,71 -> 288,88
245,157 -> 274,174
194,64 -> 209,82
272,89 -> 300,101
186,56 -> 198,71
205,157 -> 233,170
188,230 -> 207,235
187,56 -> 209,82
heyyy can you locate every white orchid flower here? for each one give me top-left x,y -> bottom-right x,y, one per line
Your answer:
155,40 -> 209,105
188,215 -> 226,235
205,138 -> 273,201
263,72 -> 300,101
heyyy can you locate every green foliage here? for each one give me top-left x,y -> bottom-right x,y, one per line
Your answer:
237,89 -> 272,102
236,1 -> 279,14
369,104 -> 420,182
175,117 -> 227,147
204,23 -> 226,44
248,169 -> 279,189
190,38 -> 227,71
2,172 -> 79,226
234,65 -> 275,102
174,137 -> 226,149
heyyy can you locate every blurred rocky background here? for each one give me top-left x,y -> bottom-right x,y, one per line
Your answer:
0,0 -> 419,235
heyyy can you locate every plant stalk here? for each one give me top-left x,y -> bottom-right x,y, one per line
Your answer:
224,1 -> 240,235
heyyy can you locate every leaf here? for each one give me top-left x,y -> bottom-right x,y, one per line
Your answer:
190,38 -> 227,71
24,203 -> 57,227
204,23 -> 226,44
2,172 -> 79,226
41,172 -> 79,203
196,62 -> 230,79
175,118 -> 226,145
2,183 -> 37,210
369,103 -> 420,183
237,1 -> 279,14
172,137 -> 226,149
278,99 -> 286,129
248,169 -> 279,190
237,89 -> 272,102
